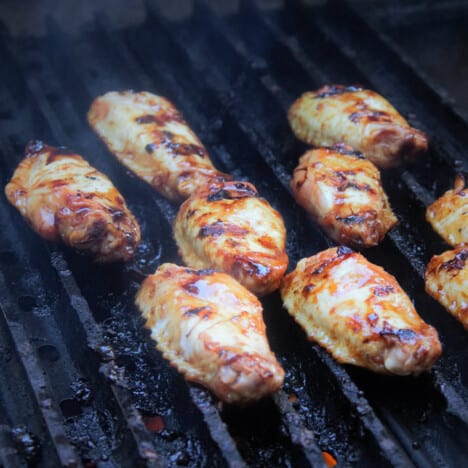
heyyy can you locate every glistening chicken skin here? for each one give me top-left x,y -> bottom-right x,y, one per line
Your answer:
135,263 -> 285,404
291,144 -> 397,248
87,90 -> 229,202
426,174 -> 467,247
425,247 -> 468,330
288,85 -> 428,168
174,180 -> 288,296
281,247 -> 441,375
4,141 -> 140,262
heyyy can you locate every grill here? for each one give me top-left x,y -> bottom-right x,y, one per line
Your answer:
0,0 -> 467,466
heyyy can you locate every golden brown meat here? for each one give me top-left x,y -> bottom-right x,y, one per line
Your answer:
5,141 -> 140,262
425,247 -> 468,329
135,263 -> 285,404
173,180 -> 288,296
426,174 -> 467,247
288,85 -> 428,168
87,90 -> 229,202
281,247 -> 441,375
291,144 -> 397,248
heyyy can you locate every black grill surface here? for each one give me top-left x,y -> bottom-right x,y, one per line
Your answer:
0,1 -> 467,467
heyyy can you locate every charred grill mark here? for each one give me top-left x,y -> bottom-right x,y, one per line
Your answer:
233,257 -> 270,277
168,143 -> 206,158
145,143 -> 156,154
135,114 -> 157,124
344,182 -> 373,192
183,306 -> 213,319
182,283 -> 199,294
311,247 -> 354,274
302,284 -> 315,295
372,285 -> 395,297
183,268 -> 215,277
442,250 -> 468,271
207,182 -> 258,202
145,133 -> 206,158
315,84 -> 363,98
85,220 -> 107,242
135,109 -> 184,126
334,171 -> 373,193
349,110 -> 392,124
336,214 -> 369,225
107,207 -> 125,221
156,131 -> 207,158
332,143 -> 365,159
198,221 -> 249,238
379,325 -> 417,342
337,246 -> 354,256
185,209 -> 198,219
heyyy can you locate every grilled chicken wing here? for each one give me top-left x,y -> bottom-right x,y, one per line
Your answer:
288,85 -> 428,168
291,144 -> 397,248
425,247 -> 468,329
426,174 -> 467,247
281,247 -> 441,375
174,180 -> 288,296
5,141 -> 140,262
88,91 -> 229,202
136,263 -> 285,404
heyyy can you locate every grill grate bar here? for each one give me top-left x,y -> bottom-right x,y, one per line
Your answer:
272,390 -> 327,468
188,386 -> 246,468
0,272 -> 80,468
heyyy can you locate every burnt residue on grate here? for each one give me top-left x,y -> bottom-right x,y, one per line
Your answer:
0,0 -> 467,466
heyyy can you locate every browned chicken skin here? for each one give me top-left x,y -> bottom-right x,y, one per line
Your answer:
135,263 -> 285,404
288,85 -> 428,168
5,141 -> 141,262
425,247 -> 468,329
174,180 -> 288,296
87,91 -> 229,202
426,174 -> 467,247
291,144 -> 397,248
281,247 -> 441,375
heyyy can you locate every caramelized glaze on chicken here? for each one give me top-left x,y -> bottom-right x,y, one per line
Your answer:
288,85 -> 428,168
4,141 -> 140,262
291,144 -> 397,248
88,91 -> 229,202
281,247 -> 441,375
425,247 -> 468,329
174,180 -> 288,296
426,174 -> 467,247
136,263 -> 285,404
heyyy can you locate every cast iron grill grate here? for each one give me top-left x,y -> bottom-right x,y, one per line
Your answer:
0,1 -> 467,466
